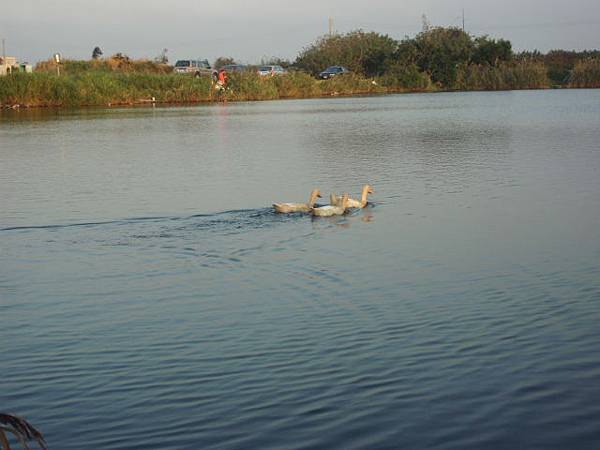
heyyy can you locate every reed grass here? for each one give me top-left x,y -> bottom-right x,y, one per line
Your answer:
0,60 -> 564,108
36,57 -> 172,75
569,58 -> 600,88
455,61 -> 550,91
0,72 -> 215,107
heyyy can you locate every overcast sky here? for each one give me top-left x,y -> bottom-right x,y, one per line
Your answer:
2,0 -> 599,64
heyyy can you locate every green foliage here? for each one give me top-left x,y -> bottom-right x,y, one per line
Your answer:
517,49 -> 600,85
225,72 -> 279,101
378,63 -> 431,90
394,39 -> 420,66
295,30 -> 397,76
0,72 -> 213,107
272,72 -> 320,98
472,36 -> 512,66
455,61 -> 549,91
413,27 -> 475,87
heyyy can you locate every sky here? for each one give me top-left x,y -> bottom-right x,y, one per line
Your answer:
1,0 -> 599,64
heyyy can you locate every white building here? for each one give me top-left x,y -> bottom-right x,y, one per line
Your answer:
1,56 -> 32,75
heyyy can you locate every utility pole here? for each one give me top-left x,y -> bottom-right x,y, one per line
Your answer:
328,17 -> 334,36
462,9 -> 465,32
2,38 -> 5,62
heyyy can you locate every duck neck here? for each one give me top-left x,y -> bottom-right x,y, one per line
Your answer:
361,187 -> 369,207
308,192 -> 319,207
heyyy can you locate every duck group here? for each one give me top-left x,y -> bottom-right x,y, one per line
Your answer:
273,185 -> 373,217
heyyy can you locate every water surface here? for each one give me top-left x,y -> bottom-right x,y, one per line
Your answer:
1,91 -> 600,449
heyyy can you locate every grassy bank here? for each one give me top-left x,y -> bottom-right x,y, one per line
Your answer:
0,62 -> 554,108
0,72 -> 216,107
0,72 -> 385,107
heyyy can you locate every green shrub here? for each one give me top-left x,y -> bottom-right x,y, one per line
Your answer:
378,63 -> 431,90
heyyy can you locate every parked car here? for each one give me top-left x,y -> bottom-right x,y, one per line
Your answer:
257,65 -> 287,76
174,59 -> 215,78
219,64 -> 249,74
318,66 -> 350,79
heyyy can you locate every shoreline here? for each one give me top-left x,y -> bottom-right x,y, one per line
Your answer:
0,67 -> 557,110
5,85 -> 592,112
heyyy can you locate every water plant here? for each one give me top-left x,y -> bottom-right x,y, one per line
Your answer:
0,413 -> 48,450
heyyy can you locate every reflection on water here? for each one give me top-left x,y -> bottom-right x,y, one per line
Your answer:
1,90 -> 600,450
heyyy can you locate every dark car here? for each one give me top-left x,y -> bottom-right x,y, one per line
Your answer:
318,66 -> 350,79
174,59 -> 215,78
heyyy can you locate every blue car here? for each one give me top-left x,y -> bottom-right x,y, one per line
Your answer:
318,66 -> 350,79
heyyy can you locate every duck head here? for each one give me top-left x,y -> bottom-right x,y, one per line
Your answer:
309,189 -> 322,206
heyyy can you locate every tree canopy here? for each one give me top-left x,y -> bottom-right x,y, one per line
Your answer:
294,27 -> 522,88
295,30 -> 397,77
92,46 -> 103,60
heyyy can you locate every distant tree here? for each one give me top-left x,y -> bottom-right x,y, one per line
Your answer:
394,37 -> 420,66
92,46 -> 103,60
295,30 -> 397,76
472,36 -> 512,66
413,26 -> 475,87
155,48 -> 168,64
214,57 -> 236,69
515,49 -> 600,85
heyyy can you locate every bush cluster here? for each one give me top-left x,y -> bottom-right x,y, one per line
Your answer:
295,27 -> 529,90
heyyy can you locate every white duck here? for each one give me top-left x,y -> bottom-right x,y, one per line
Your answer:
312,193 -> 349,217
273,189 -> 322,214
330,184 -> 374,209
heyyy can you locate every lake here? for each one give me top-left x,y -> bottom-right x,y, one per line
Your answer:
1,90 -> 600,449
